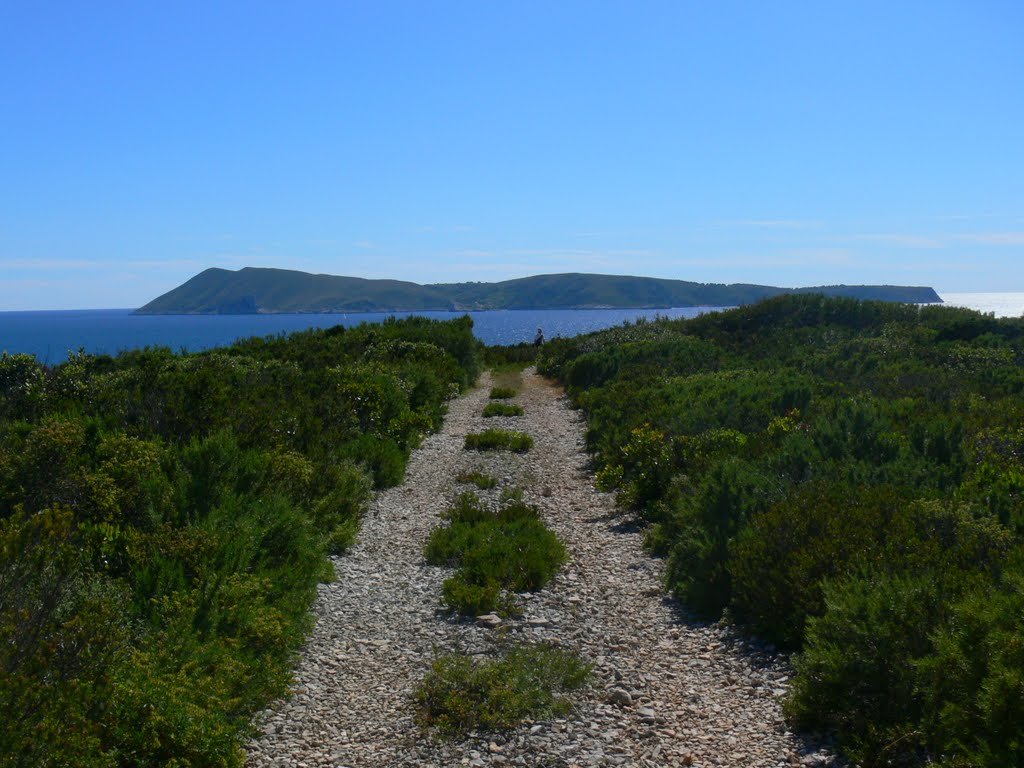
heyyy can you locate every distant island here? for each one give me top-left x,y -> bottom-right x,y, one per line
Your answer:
136,267 -> 943,314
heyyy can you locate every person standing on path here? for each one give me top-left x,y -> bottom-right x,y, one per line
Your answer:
534,327 -> 544,346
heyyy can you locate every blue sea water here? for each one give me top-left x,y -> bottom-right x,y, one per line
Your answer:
3,294 -> 1022,363
0,307 -> 723,363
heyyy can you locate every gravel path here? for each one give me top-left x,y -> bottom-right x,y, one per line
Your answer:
246,368 -> 835,768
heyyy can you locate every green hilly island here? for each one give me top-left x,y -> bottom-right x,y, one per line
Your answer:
136,267 -> 942,314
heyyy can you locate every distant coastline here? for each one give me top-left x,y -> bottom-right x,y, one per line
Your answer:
135,267 -> 942,315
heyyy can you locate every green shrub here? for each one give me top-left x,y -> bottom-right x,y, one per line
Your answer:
917,553 -> 1024,768
790,551 -> 1024,768
414,643 -> 591,737
664,458 -> 783,618
482,402 -> 524,418
488,386 -> 518,399
787,571 -> 944,766
728,483 -> 910,648
342,433 -> 407,489
311,461 -> 372,554
0,507 -> 131,766
464,429 -> 533,453
0,316 -> 481,765
563,337 -> 726,391
441,575 -> 503,616
730,492 -> 1010,650
425,493 -> 566,616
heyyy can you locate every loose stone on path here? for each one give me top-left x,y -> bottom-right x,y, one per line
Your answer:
246,368 -> 837,767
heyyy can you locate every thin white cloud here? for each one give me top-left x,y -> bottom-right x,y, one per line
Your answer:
664,250 -> 855,269
719,219 -> 826,230
954,232 -> 1024,246
778,248 -> 856,265
305,238 -> 346,246
852,234 -> 944,248
412,224 -> 476,234
0,258 -> 207,271
837,231 -> 1024,249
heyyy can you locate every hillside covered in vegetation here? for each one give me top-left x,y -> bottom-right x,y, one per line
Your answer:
136,267 -> 942,314
538,295 -> 1024,768
0,317 -> 481,766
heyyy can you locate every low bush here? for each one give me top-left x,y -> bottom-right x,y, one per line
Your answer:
787,571 -> 946,766
727,483 -> 907,648
441,575 -> 511,616
915,553 -> 1024,768
483,403 -> 524,418
414,643 -> 591,737
730,492 -> 1010,649
425,492 -> 566,616
663,457 -> 783,617
789,549 -> 1023,768
464,429 -> 533,453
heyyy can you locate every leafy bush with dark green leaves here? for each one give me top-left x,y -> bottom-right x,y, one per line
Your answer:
414,643 -> 591,737
538,294 -> 1024,767
0,316 -> 481,766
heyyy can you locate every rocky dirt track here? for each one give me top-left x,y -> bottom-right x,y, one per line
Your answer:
247,368 -> 836,768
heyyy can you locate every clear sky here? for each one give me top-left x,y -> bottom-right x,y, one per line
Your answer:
2,1 -> 1022,310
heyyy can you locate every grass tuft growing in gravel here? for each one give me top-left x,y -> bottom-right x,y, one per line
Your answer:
414,643 -> 591,737
425,492 -> 566,616
464,429 -> 533,453
483,402 -> 524,418
454,469 -> 498,490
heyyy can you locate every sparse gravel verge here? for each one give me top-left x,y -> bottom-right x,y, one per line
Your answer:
247,368 -> 836,768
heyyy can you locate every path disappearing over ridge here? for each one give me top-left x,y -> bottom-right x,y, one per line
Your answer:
247,368 -> 836,768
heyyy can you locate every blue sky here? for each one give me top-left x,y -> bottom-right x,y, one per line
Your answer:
2,1 -> 1022,310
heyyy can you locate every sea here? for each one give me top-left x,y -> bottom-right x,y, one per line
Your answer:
0,306 -> 720,363
2,293 -> 1022,364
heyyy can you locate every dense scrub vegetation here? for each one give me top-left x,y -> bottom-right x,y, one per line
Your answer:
538,295 -> 1024,767
0,316 -> 481,766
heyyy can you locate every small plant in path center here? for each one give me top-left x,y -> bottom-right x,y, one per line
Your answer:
489,386 -> 518,399
483,402 -> 524,418
465,429 -> 533,453
414,642 -> 591,737
455,469 -> 498,490
424,491 -> 566,616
